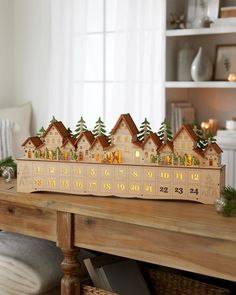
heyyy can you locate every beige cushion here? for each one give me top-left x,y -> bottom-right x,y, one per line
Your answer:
0,103 -> 31,158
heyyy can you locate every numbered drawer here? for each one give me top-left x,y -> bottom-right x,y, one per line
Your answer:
143,182 -> 157,198
59,177 -> 71,192
71,164 -> 86,177
33,163 -> 45,174
100,181 -> 113,194
157,183 -> 171,197
143,167 -> 156,181
45,164 -> 58,175
71,178 -> 86,193
46,177 -> 58,190
86,179 -> 100,193
187,170 -> 201,185
187,186 -> 201,201
172,185 -> 186,199
172,169 -> 186,184
115,166 -> 127,179
114,181 -> 128,194
128,182 -> 143,196
100,166 -> 114,179
86,165 -> 100,178
128,167 -> 143,181
60,164 -> 71,176
157,168 -> 171,183
33,177 -> 46,190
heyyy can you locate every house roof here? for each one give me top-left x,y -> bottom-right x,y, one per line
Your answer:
142,132 -> 162,149
111,113 -> 139,137
61,137 -> 77,148
158,141 -> 173,153
75,131 -> 95,146
173,124 -> 198,143
193,147 -> 204,158
90,135 -> 110,150
204,143 -> 223,155
42,121 -> 70,139
22,136 -> 43,148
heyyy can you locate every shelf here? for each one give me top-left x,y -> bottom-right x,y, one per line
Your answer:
166,26 -> 236,37
165,81 -> 236,88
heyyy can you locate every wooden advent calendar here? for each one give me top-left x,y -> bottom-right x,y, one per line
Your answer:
17,114 -> 225,204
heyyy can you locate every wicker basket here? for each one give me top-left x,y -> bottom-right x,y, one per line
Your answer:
82,284 -> 119,295
145,268 -> 231,295
80,267 -> 231,295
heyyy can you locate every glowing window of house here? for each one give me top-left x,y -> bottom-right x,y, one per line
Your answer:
181,143 -> 185,148
125,146 -> 129,152
135,150 -> 140,158
187,143 -> 191,149
125,136 -> 129,142
175,143 -> 179,148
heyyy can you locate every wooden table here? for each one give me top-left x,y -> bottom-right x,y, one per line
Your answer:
0,179 -> 235,295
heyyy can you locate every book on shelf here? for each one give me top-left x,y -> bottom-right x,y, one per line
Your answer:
84,254 -> 151,295
167,101 -> 195,133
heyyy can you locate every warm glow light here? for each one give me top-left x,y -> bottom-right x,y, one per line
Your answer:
228,73 -> 236,82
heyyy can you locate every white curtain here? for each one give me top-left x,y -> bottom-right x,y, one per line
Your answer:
47,0 -> 165,132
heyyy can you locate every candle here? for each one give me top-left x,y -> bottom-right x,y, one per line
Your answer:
228,73 -> 236,82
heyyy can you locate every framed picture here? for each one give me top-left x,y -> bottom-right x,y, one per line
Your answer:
214,44 -> 236,81
187,0 -> 220,28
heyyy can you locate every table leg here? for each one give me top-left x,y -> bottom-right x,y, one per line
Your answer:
61,248 -> 80,295
57,211 -> 80,295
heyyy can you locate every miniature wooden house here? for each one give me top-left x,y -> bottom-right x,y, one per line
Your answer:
142,133 -> 162,164
75,131 -> 94,161
22,137 -> 43,158
203,143 -> 222,167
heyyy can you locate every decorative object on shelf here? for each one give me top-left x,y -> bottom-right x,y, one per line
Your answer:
169,13 -> 186,29
201,119 -> 218,136
220,6 -> 236,18
0,157 -> 17,183
186,0 -> 220,28
17,114 -> 225,204
226,119 -> 236,130
177,43 -> 195,81
228,73 -> 236,82
214,44 -> 236,80
191,47 -> 213,81
215,186 -> 236,217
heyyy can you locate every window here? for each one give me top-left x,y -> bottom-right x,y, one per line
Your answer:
48,0 -> 164,130
135,150 -> 140,158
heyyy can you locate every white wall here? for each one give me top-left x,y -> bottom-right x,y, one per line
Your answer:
0,0 -> 14,108
13,0 -> 50,132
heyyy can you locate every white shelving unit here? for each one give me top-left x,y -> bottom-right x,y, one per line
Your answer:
165,0 -> 236,127
165,0 -> 236,187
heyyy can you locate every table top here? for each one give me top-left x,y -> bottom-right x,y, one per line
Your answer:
0,179 -> 235,243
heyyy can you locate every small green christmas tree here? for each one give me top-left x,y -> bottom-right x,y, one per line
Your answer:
192,121 -> 205,149
157,119 -> 172,143
74,117 -> 87,137
93,117 -> 107,137
138,118 -> 152,141
50,116 -> 58,123
67,128 -> 75,138
37,126 -> 46,139
200,132 -> 216,150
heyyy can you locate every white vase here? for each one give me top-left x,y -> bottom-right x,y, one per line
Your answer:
191,47 -> 213,82
177,43 -> 195,81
